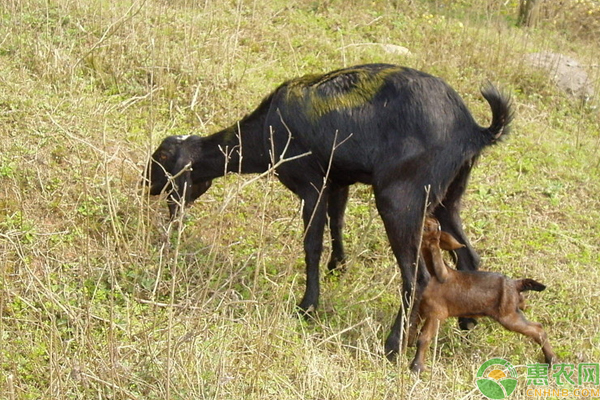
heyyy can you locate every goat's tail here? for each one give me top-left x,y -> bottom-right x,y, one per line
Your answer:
516,278 -> 546,293
481,83 -> 514,143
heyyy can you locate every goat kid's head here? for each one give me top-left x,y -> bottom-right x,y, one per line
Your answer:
422,218 -> 464,251
422,217 -> 464,283
143,135 -> 212,217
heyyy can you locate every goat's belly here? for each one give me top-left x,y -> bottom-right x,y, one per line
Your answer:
330,168 -> 372,185
454,312 -> 488,319
446,302 -> 489,319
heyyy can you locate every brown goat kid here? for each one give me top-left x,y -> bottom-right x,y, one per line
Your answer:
410,218 -> 556,373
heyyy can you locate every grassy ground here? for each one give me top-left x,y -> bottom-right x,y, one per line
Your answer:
1,0 -> 599,399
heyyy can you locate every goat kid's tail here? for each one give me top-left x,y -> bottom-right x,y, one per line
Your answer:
516,278 -> 546,293
481,83 -> 514,143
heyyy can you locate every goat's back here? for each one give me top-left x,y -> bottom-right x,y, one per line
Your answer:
422,269 -> 521,319
266,64 -> 511,197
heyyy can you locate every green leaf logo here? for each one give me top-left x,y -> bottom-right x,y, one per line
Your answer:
475,358 -> 518,399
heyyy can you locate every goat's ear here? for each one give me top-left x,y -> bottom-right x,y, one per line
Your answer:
427,243 -> 449,283
190,180 -> 212,202
439,231 -> 465,251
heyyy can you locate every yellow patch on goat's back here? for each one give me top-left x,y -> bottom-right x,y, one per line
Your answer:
285,65 -> 404,121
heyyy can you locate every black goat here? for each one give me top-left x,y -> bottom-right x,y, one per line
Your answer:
143,64 -> 513,360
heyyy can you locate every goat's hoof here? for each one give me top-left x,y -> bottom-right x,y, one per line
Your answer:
545,354 -> 558,366
458,317 -> 478,331
326,258 -> 347,276
384,339 -> 400,362
385,349 -> 398,362
295,303 -> 316,320
325,266 -> 347,279
410,361 -> 428,374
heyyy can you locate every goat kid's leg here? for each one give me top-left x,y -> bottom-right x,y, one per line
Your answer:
327,184 -> 349,273
297,187 -> 330,316
434,162 -> 480,331
410,317 -> 439,373
498,312 -> 557,365
407,311 -> 421,348
374,183 -> 428,359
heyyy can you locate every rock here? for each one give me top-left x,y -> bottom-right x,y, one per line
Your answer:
525,52 -> 595,100
380,44 -> 412,56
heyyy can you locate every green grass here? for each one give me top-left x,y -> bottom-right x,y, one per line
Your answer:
1,0 -> 600,398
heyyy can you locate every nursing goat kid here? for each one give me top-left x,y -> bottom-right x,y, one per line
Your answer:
410,218 -> 556,373
143,64 -> 513,360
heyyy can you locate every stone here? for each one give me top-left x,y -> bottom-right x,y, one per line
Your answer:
525,52 -> 595,100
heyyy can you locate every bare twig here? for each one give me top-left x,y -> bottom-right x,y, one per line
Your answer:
79,372 -> 140,400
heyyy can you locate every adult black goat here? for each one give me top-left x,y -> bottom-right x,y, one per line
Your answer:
143,64 -> 513,360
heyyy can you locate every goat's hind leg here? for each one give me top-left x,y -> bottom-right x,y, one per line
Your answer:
498,311 -> 557,365
434,161 -> 480,331
433,162 -> 481,271
374,182 -> 428,359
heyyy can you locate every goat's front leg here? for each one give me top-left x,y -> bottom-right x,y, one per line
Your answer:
410,317 -> 439,373
327,184 -> 349,273
297,187 -> 329,315
407,309 -> 422,348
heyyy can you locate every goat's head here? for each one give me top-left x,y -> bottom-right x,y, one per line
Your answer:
144,135 -> 184,195
143,135 -> 212,217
